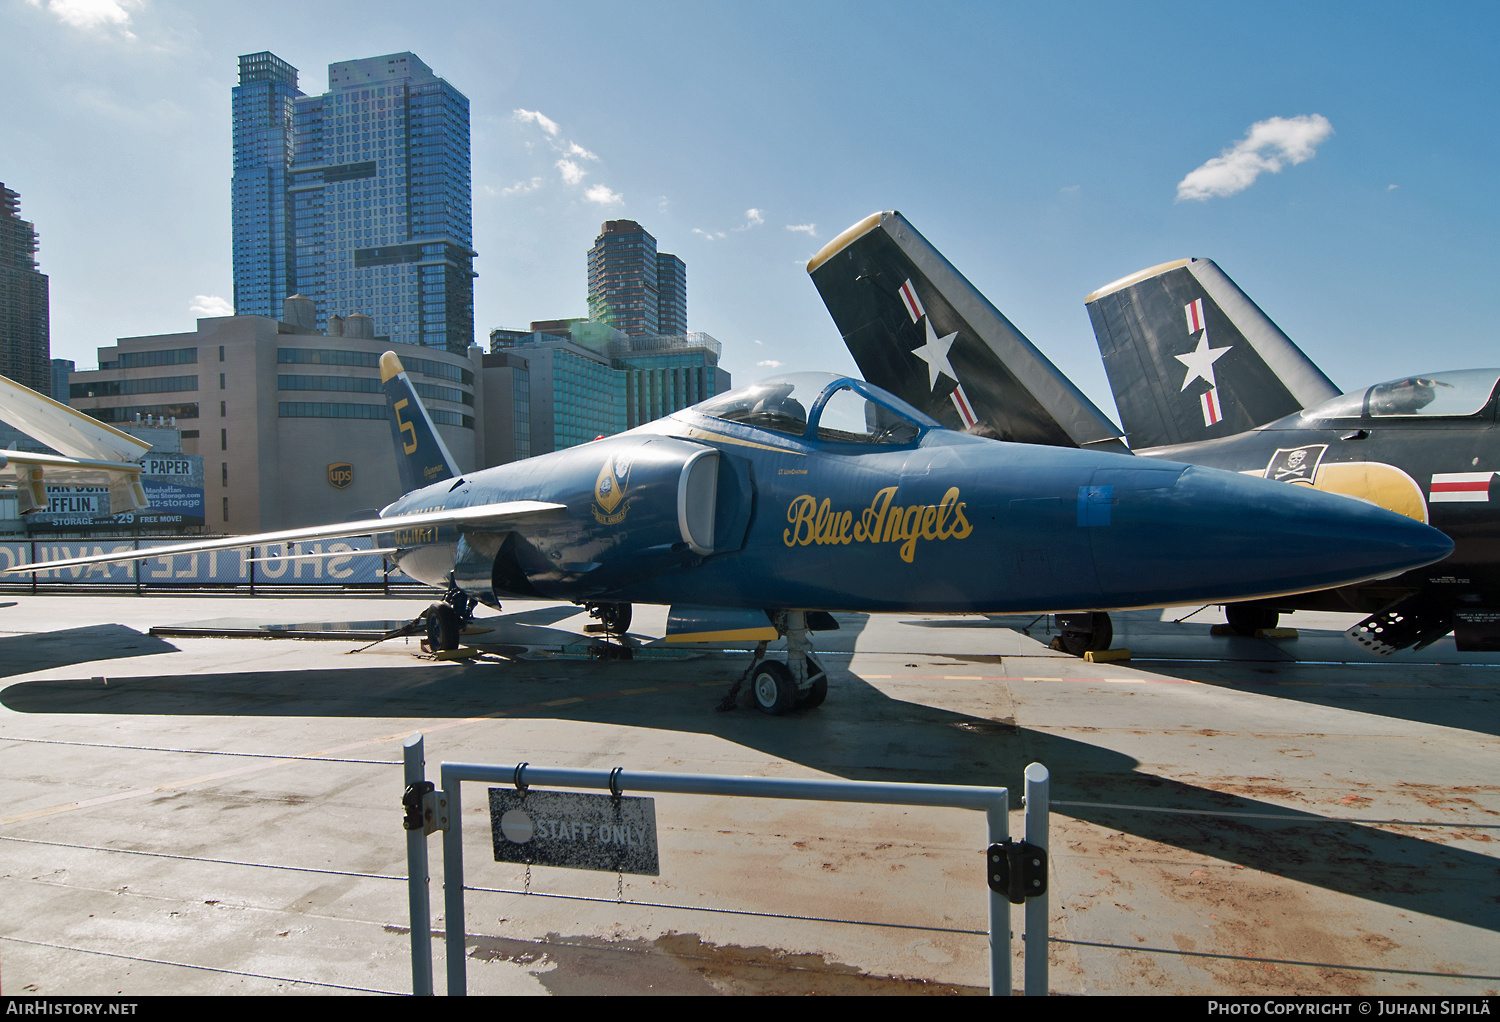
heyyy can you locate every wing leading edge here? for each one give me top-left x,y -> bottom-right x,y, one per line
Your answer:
4,499 -> 564,574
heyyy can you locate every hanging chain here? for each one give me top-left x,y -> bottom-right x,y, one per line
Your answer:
523,862 -> 531,895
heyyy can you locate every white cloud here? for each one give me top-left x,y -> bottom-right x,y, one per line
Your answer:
514,108 -> 560,136
1176,114 -> 1333,201
501,177 -> 543,197
556,159 -> 587,185
584,185 -> 623,206
785,223 -> 817,236
692,228 -> 726,241
565,142 -> 598,161
735,208 -> 765,231
190,295 -> 232,318
28,0 -> 141,33
1388,184 -> 1399,191
756,360 -> 784,368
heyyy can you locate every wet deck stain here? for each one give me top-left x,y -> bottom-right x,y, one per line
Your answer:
465,930 -> 988,995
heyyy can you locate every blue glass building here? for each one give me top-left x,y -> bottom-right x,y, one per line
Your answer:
234,51 -> 476,353
231,52 -> 302,321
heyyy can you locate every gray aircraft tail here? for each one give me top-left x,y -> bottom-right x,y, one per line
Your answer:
1084,259 -> 1340,451
380,351 -> 459,493
806,211 -> 1129,452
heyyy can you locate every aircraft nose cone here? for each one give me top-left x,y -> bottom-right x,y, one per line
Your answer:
1088,464 -> 1453,606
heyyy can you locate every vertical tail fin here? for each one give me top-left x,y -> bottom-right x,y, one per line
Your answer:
806,211 -> 1128,452
380,351 -> 458,493
1085,259 -> 1340,450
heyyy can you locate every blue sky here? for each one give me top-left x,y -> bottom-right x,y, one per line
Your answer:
3,0 -> 1496,422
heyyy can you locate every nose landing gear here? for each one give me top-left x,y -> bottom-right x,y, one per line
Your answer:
737,610 -> 831,715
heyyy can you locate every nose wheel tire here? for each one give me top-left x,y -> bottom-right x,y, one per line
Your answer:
795,673 -> 828,710
751,661 -> 798,716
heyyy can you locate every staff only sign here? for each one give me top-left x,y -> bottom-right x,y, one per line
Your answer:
488,788 -> 659,875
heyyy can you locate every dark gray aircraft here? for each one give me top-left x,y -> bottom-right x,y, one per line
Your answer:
808,211 -> 1498,655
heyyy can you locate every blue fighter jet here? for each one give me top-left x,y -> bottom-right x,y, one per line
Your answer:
11,353 -> 1453,714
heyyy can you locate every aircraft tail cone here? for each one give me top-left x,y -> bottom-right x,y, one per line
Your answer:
1088,465 -> 1452,607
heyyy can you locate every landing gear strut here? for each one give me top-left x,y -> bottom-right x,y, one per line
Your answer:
735,610 -> 829,715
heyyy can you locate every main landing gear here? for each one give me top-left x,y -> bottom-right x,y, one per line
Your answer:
424,585 -> 478,653
1224,603 -> 1279,637
1052,612 -> 1112,657
583,601 -> 633,637
724,610 -> 831,716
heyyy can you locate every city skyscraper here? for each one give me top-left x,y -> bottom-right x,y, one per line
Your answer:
656,252 -> 687,336
0,183 -> 50,394
232,51 -> 476,353
231,52 -> 302,321
586,220 -> 685,336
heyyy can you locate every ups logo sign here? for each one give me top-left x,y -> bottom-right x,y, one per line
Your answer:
328,463 -> 354,489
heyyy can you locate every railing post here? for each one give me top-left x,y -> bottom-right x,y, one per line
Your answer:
987,798 -> 1011,996
1024,762 -> 1050,996
404,734 -> 433,996
441,765 -> 466,995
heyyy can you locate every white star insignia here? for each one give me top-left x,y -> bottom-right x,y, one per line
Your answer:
1175,328 -> 1232,392
911,317 -> 960,391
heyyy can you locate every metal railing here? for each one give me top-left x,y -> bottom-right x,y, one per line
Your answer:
402,733 -> 1052,996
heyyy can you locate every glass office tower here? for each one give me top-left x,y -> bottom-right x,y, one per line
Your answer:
233,51 -> 476,353
231,52 -> 302,321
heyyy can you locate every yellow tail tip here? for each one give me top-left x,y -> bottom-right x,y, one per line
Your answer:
379,351 -> 404,383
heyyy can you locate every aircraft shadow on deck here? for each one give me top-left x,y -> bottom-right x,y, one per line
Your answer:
0,624 -> 179,679
2,652 -> 1495,935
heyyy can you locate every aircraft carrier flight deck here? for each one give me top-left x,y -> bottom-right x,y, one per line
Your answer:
0,594 -> 1495,996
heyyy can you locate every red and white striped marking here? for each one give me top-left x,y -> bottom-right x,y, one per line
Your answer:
1200,387 -> 1223,426
1185,298 -> 1205,334
1430,471 -> 1493,502
950,385 -> 979,428
898,279 -> 925,324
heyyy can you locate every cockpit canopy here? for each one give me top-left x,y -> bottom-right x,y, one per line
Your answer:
1299,369 -> 1500,422
691,372 -> 942,443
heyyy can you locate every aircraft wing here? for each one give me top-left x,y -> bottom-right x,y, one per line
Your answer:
807,210 -> 1129,452
0,373 -> 151,463
0,450 -> 149,515
3,499 -> 565,573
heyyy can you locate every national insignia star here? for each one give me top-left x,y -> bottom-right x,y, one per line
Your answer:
911,316 -> 961,391
1174,329 -> 1232,392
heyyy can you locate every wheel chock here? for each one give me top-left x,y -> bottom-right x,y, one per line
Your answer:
432,645 -> 482,661
1083,648 -> 1131,663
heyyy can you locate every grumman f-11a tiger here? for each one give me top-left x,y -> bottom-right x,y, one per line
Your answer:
10,353 -> 1453,714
